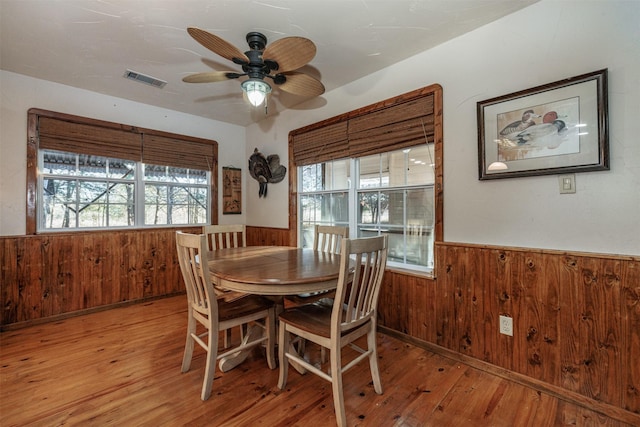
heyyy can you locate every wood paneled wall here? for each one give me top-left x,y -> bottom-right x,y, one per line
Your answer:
378,241 -> 640,418
0,226 -> 288,328
1,227 -> 638,421
246,226 -> 290,247
0,227 -> 199,328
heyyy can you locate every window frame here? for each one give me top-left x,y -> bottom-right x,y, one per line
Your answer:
26,109 -> 218,234
298,147 -> 435,273
288,84 -> 443,276
38,150 -> 212,231
39,149 -> 139,230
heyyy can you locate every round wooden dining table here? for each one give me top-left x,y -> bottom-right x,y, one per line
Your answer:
207,246 -> 343,296
206,246 -> 343,373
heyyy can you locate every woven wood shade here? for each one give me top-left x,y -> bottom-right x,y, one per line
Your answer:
292,121 -> 348,166
348,95 -> 434,158
38,117 -> 141,161
36,113 -> 216,171
291,91 -> 435,165
142,133 -> 215,170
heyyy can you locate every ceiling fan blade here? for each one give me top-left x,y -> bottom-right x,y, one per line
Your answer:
277,72 -> 325,97
187,27 -> 249,63
263,37 -> 316,72
182,71 -> 240,83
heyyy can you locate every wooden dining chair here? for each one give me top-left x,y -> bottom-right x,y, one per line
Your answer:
313,224 -> 349,254
202,224 -> 246,251
286,225 -> 350,362
176,231 -> 276,401
286,224 -> 349,306
202,224 -> 249,347
202,224 -> 247,303
277,235 -> 388,426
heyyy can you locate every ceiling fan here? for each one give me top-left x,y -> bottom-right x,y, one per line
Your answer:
183,28 -> 325,108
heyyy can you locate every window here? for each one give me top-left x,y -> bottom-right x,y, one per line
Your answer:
142,164 -> 209,226
291,85 -> 443,273
299,159 -> 350,248
39,150 -> 209,230
299,144 -> 435,272
28,109 -> 217,233
41,150 -> 136,229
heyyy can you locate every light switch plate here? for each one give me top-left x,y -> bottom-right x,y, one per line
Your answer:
559,174 -> 576,194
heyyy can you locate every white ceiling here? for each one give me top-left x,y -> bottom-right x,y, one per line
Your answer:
0,0 -> 538,127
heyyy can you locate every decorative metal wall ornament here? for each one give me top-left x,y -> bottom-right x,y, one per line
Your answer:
248,148 -> 286,197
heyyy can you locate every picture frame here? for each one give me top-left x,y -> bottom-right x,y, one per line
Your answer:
222,167 -> 242,214
477,69 -> 608,180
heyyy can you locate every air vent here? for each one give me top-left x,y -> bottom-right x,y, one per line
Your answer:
123,69 -> 167,88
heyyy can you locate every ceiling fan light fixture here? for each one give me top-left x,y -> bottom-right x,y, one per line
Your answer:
241,79 -> 272,107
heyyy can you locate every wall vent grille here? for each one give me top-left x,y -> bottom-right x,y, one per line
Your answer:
123,69 -> 167,88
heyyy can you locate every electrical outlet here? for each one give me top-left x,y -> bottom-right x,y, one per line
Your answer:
499,315 -> 513,336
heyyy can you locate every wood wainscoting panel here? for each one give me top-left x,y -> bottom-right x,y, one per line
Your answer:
3,224 -> 638,421
378,270 -> 438,343
622,259 -> 640,414
246,226 -> 290,247
378,241 -> 640,420
0,226 -> 285,328
0,227 -> 199,328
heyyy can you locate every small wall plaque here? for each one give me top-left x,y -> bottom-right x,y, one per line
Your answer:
222,167 -> 242,214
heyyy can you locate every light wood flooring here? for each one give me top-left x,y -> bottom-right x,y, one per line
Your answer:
0,296 -> 631,426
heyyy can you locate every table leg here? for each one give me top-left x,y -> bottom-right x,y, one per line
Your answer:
289,338 -> 308,375
218,296 -> 308,374
265,296 -> 306,374
218,324 -> 262,372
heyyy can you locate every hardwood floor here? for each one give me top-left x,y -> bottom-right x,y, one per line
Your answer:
0,296 -> 630,426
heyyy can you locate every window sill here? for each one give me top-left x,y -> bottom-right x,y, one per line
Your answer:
385,265 -> 435,280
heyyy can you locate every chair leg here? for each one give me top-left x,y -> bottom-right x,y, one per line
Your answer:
296,338 -> 307,357
181,312 -> 196,372
277,323 -> 290,389
201,323 -> 218,401
223,329 -> 232,348
266,308 -> 276,369
367,328 -> 383,395
330,346 -> 347,427
241,323 -> 247,339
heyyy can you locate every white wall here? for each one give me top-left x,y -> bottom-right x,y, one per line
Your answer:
0,71 -> 247,236
2,0 -> 638,256
246,0 -> 640,256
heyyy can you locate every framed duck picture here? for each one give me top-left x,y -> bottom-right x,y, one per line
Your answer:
222,167 -> 241,214
477,69 -> 609,180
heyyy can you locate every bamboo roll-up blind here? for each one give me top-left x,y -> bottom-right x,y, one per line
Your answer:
349,115 -> 435,158
35,111 -> 217,172
348,96 -> 433,134
291,89 -> 435,165
348,95 -> 434,157
38,116 -> 142,161
142,133 -> 215,170
291,121 -> 348,166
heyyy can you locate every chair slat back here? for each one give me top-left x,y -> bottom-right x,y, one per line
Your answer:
333,235 -> 388,333
203,224 -> 246,250
176,231 -> 216,317
313,225 -> 349,254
